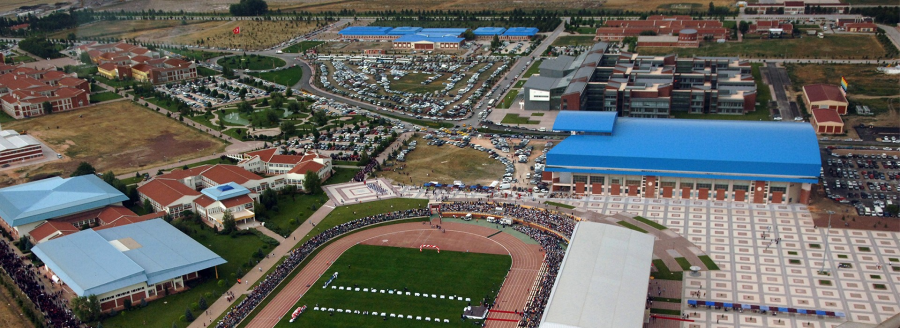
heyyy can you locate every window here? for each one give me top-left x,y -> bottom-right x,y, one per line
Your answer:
626,179 -> 641,186
660,181 -> 676,188
610,178 -> 622,185
696,183 -> 712,190
770,186 -> 787,193
573,175 -> 587,183
732,184 -> 749,191
714,184 -> 729,191
590,176 -> 605,184
681,182 -> 695,189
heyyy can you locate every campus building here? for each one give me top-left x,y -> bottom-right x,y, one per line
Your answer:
472,27 -> 507,40
836,18 -> 876,32
500,27 -> 539,41
595,16 -> 728,42
802,84 -> 848,115
78,42 -> 197,84
543,112 -> 820,204
32,219 -> 226,312
0,129 -> 43,165
744,0 -> 849,14
811,108 -> 844,134
0,175 -> 155,240
0,67 -> 90,119
235,148 -> 332,179
636,29 -> 701,48
193,183 -> 256,229
392,35 -> 465,50
523,42 -> 757,117
539,221 -> 654,328
748,21 -> 794,37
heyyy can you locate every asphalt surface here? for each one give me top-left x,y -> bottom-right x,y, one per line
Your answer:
764,62 -> 794,120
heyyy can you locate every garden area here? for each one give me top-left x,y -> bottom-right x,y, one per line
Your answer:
248,66 -> 303,86
218,55 -> 286,71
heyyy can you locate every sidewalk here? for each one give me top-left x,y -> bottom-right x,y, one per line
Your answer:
188,200 -> 336,328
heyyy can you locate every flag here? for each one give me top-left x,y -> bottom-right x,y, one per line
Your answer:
233,26 -> 241,35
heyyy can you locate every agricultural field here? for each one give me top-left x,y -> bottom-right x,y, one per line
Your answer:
638,35 -> 887,59
785,64 -> 900,97
55,20 -> 321,51
0,101 -> 226,186
379,136 -> 506,186
0,0 -> 67,14
275,245 -> 510,328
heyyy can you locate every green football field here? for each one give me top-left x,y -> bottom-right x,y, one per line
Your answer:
274,245 -> 512,327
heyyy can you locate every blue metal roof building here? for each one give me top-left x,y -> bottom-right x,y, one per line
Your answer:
338,26 -> 394,36
473,27 -> 507,36
201,182 -> 250,201
0,175 -> 128,228
394,34 -> 465,44
417,28 -> 468,37
387,26 -> 423,35
503,27 -> 539,36
32,219 -> 226,297
552,111 -> 618,134
546,112 -> 821,184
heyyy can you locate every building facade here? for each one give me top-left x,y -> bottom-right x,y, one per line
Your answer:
0,130 -> 43,164
0,67 -> 90,119
78,42 -> 197,84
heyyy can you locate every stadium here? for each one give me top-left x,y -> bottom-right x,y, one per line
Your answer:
211,180 -> 657,328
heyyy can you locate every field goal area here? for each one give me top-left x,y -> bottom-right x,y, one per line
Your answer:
276,244 -> 511,327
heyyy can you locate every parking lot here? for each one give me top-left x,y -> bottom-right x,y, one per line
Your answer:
155,76 -> 268,109
821,147 -> 900,217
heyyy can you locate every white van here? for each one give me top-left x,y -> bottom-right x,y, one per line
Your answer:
486,216 -> 497,223
463,213 -> 473,221
500,218 -> 513,225
499,183 -> 511,190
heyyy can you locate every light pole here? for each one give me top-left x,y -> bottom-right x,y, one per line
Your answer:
820,210 -> 835,274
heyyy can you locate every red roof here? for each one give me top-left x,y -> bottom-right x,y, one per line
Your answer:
157,165 -> 212,180
29,221 -> 79,242
200,165 -> 261,184
99,63 -> 118,71
194,195 -> 216,208
804,84 -> 848,103
784,1 -> 804,6
97,206 -> 138,224
94,211 -> 166,230
222,194 -> 254,208
813,109 -> 843,124
288,161 -> 324,175
137,179 -> 200,206
845,23 -> 876,29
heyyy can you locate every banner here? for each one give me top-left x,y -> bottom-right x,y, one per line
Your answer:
840,76 -> 848,93
233,26 -> 241,35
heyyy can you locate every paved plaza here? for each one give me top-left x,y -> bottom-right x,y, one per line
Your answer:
396,186 -> 900,327
324,178 -> 400,205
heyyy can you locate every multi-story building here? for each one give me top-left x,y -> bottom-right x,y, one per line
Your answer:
0,129 -> 43,164
0,67 -> 90,119
595,16 -> 728,42
523,42 -> 757,117
78,42 -> 197,84
543,111 -> 820,204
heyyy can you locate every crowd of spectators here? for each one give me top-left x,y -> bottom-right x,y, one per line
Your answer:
0,240 -> 80,327
437,201 -> 576,238
513,226 -> 565,328
215,208 -> 431,328
352,160 -> 378,182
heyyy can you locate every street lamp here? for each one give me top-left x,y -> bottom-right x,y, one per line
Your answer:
820,210 -> 835,274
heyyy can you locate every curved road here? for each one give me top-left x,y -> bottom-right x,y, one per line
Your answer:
243,220 -> 544,328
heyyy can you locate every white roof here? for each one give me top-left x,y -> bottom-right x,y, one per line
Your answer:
0,130 -> 40,152
539,222 -> 655,328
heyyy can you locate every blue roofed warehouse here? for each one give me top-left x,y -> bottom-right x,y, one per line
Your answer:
544,112 -> 821,204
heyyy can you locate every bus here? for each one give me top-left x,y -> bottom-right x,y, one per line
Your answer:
487,98 -> 495,108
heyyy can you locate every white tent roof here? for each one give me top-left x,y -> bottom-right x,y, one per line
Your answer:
539,221 -> 655,328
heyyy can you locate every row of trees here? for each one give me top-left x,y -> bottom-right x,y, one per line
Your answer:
230,0 -> 269,16
17,36 -> 61,59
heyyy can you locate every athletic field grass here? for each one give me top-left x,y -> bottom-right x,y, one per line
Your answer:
274,245 -> 511,327
218,55 -> 286,71
638,35 -> 886,59
248,66 -> 303,86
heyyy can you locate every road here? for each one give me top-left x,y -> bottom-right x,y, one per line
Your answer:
764,62 -> 795,120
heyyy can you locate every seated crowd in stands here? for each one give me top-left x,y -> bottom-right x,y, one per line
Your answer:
438,202 -> 576,238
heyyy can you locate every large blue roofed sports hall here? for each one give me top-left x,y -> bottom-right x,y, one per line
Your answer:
544,112 -> 821,204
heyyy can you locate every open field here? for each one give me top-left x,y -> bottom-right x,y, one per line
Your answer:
283,41 -> 325,53
275,245 -> 510,328
0,101 -> 226,186
551,35 -> 596,47
785,64 -> 900,97
0,0 -> 62,13
57,20 -> 320,51
0,277 -> 34,328
379,137 -> 505,186
639,35 -> 886,59
89,91 -> 123,103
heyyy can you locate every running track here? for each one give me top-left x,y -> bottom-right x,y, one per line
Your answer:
244,221 -> 544,327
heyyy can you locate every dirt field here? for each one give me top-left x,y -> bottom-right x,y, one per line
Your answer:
0,0 -> 67,14
0,101 -> 226,186
55,20 -> 320,50
0,283 -> 34,328
95,0 -> 733,13
786,64 -> 900,97
379,137 -> 506,186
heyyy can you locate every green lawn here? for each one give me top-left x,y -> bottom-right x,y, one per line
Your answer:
633,216 -> 668,230
218,55 -> 286,71
617,221 -> 648,233
101,220 -> 271,328
499,90 -> 519,109
575,26 -> 597,35
651,259 -> 683,281
674,257 -> 692,270
164,48 -> 228,62
93,75 -> 132,88
698,255 -> 720,270
283,41 -> 325,53
248,66 -> 303,86
89,91 -> 123,103
390,73 -> 445,94
513,80 -> 526,88
523,59 -> 543,78
650,308 -> 681,316
274,245 -> 510,328
328,167 -> 358,185
0,112 -> 14,123
551,36 -> 596,47
639,35 -> 886,59
500,113 -> 538,125
264,192 -> 330,237
544,201 -> 575,209
198,66 -> 219,77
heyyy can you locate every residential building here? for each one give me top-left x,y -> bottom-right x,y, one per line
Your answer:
77,42 -> 197,84
0,67 -> 90,119
543,112 -> 820,204
0,129 -> 43,164
32,219 -> 226,312
803,84 -> 848,115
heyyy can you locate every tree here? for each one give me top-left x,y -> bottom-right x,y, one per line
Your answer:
230,0 -> 268,16
71,295 -> 101,322
280,121 -> 297,137
221,209 -> 236,234
287,101 -> 300,114
303,170 -> 321,194
198,296 -> 208,310
184,308 -> 195,322
79,51 -> 92,65
462,30 -> 475,41
143,199 -> 154,214
490,34 -> 501,50
739,21 -> 750,35
708,1 -> 715,14
282,185 -> 298,200
42,101 -> 53,114
71,162 -> 96,177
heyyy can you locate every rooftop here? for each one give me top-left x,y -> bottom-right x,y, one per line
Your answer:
547,113 -> 821,183
503,27 -> 539,36
539,222 -> 655,328
803,84 -> 848,103
338,26 -> 394,36
472,27 -> 507,35
32,219 -> 226,296
552,111 -> 618,133
200,182 -> 250,201
394,34 -> 465,43
0,175 -> 129,227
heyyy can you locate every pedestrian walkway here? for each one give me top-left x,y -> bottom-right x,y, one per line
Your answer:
187,200 -> 336,328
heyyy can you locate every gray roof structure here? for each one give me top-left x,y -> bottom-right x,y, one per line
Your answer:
0,175 -> 129,227
539,222 -> 655,328
539,56 -> 576,72
32,219 -> 226,296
